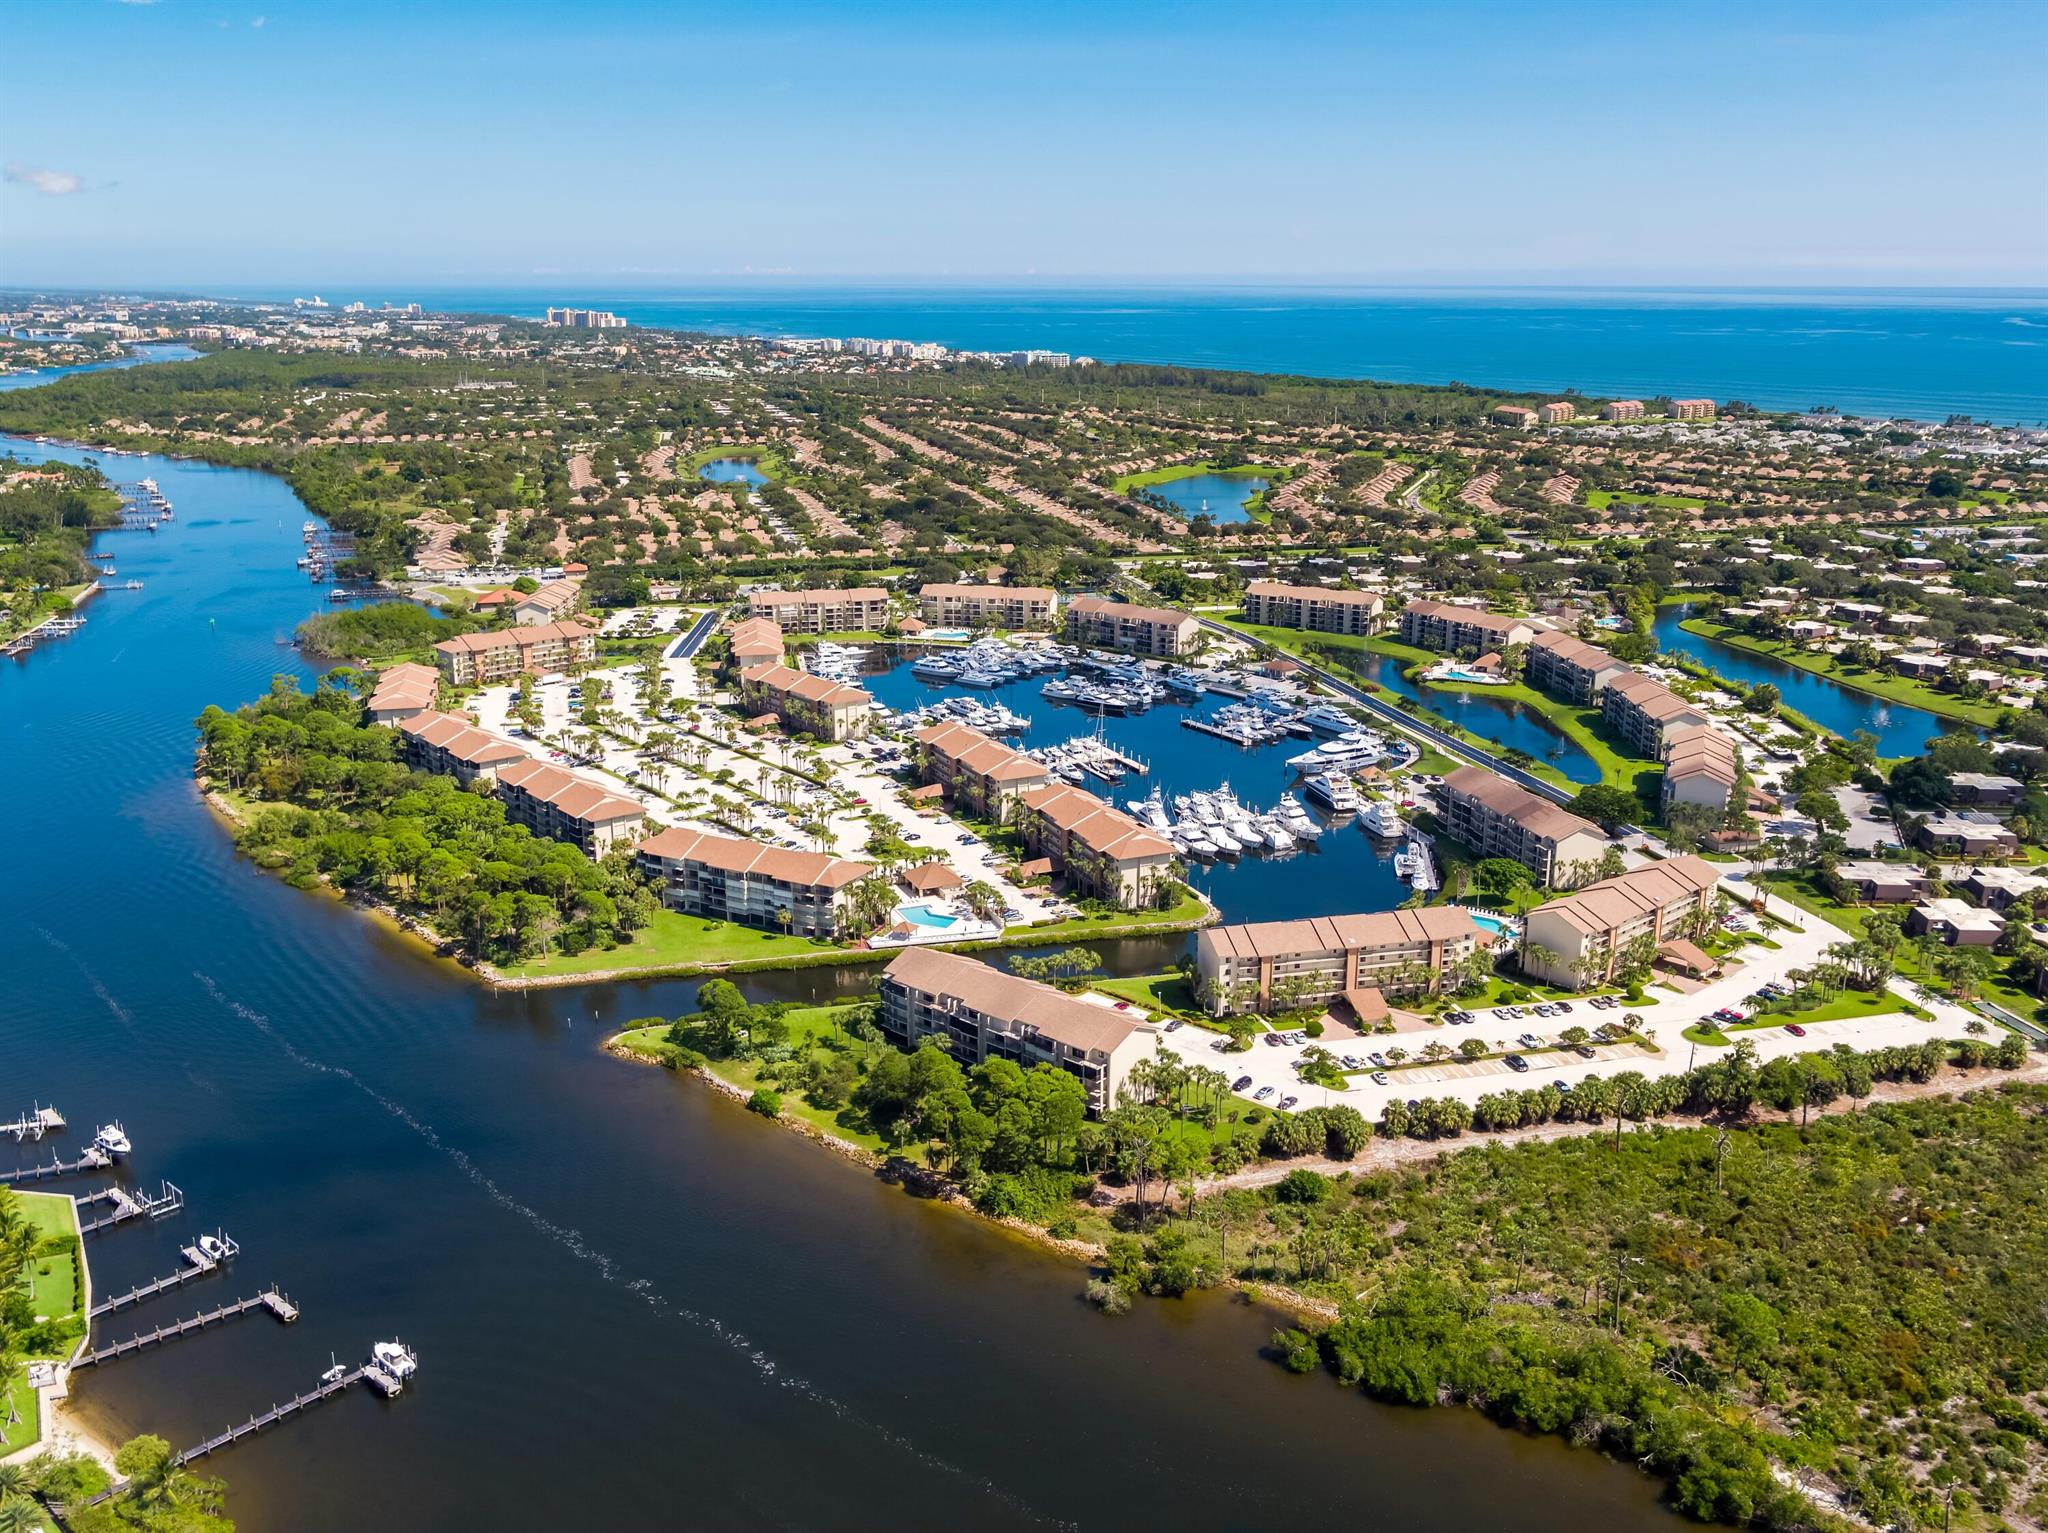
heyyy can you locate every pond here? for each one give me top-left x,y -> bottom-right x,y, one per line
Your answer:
1651,606 -> 1952,757
697,455 -> 770,490
1139,469 -> 1270,523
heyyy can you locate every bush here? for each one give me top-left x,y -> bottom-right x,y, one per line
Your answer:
1275,1168 -> 1332,1205
745,1089 -> 781,1118
1086,1277 -> 1133,1315
1273,1326 -> 1321,1373
1304,1019 -> 1325,1038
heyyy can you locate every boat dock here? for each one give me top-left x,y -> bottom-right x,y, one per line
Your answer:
73,1288 -> 299,1369
3,1105 -> 66,1141
0,1145 -> 111,1184
176,1362 -> 393,1468
78,1179 -> 184,1234
90,1236 -> 241,1318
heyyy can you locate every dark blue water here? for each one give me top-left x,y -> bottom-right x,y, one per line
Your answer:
244,284 -> 2048,423
863,652 -> 1592,921
1651,606 -> 1952,756
1140,471 -> 1269,523
2,354 -> 1680,1532
697,456 -> 770,490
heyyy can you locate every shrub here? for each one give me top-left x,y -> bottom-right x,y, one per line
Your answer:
1275,1168 -> 1332,1205
745,1089 -> 781,1118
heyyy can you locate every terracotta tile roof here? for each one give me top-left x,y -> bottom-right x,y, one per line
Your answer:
883,947 -> 1141,1055
512,578 -> 582,614
1201,906 -> 1481,962
494,757 -> 646,824
1068,593 -> 1195,631
1605,671 -> 1709,725
1529,630 -> 1625,670
435,619 -> 594,656
1528,855 -> 1723,939
727,616 -> 785,658
903,862 -> 964,892
397,711 -> 529,767
739,662 -> 871,709
1441,766 -> 1602,843
1246,581 -> 1384,608
1018,781 -> 1176,861
918,581 -> 1055,603
637,825 -> 875,889
750,586 -> 889,606
1401,599 -> 1540,637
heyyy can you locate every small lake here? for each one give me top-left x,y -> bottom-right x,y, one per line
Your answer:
1139,469 -> 1270,523
1652,606 -> 1951,756
697,456 -> 770,490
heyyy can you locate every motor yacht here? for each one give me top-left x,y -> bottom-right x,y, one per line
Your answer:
1362,801 -> 1407,839
371,1340 -> 420,1380
93,1122 -> 131,1158
1303,774 -> 1363,814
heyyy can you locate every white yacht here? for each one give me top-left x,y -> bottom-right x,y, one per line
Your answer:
197,1232 -> 232,1263
1304,773 -> 1363,814
1362,801 -> 1406,839
93,1122 -> 131,1158
1258,818 -> 1296,852
1287,730 -> 1382,773
1300,703 -> 1357,735
371,1340 -> 420,1380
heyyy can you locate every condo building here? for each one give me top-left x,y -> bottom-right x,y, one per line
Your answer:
1660,724 -> 1739,817
912,719 -> 1054,820
397,711 -> 530,786
1241,581 -> 1385,637
1538,401 -> 1576,424
367,661 -> 440,724
916,582 -> 1058,630
1194,907 -> 1485,1014
1434,766 -> 1608,885
746,587 -> 891,634
1065,594 -> 1200,657
1601,673 -> 1714,756
737,663 -> 874,742
725,615 -> 786,672
1398,599 -> 1543,656
1669,398 -> 1717,420
433,620 -> 596,686
1518,856 -> 1725,988
636,826 -> 875,939
1525,630 -> 1630,704
1493,405 -> 1538,428
1013,781 -> 1178,908
877,947 -> 1150,1115
508,577 -> 582,627
493,758 -> 647,855
1600,400 -> 1645,422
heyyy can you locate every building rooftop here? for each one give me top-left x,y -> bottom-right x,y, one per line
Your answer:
1526,855 -> 1724,939
883,947 -> 1141,1056
1440,765 -> 1602,843
638,825 -> 876,888
1200,906 -> 1482,962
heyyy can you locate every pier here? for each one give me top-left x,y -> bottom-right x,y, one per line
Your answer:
78,1179 -> 184,1234
73,1288 -> 299,1369
3,1105 -> 66,1141
0,1145 -> 111,1184
90,1236 -> 241,1318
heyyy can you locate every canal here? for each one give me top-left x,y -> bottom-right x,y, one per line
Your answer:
2,355 -> 1683,1532
1651,605 -> 1953,757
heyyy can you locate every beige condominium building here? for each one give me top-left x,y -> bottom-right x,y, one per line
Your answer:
912,719 -> 1053,820
746,586 -> 890,634
396,711 -> 530,786
725,615 -> 786,672
509,577 -> 583,626
877,947 -> 1151,1115
433,620 -> 597,686
1065,594 -> 1199,657
1242,581 -> 1385,637
1601,672 -> 1714,756
1195,906 -> 1484,1014
916,582 -> 1058,630
1493,405 -> 1538,428
1600,400 -> 1645,421
737,663 -> 873,741
1398,599 -> 1543,656
493,758 -> 648,855
636,825 -> 875,939
1014,781 -> 1178,908
1518,855 -> 1724,988
1661,723 -> 1738,817
1538,401 -> 1576,424
367,662 -> 440,724
1525,630 -> 1630,704
1435,766 -> 1608,885
1669,398 -> 1717,420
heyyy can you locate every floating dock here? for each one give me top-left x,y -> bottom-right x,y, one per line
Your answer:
78,1180 -> 184,1234
3,1106 -> 66,1141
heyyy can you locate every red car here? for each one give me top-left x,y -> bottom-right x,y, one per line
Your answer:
1784,1023 -> 1807,1037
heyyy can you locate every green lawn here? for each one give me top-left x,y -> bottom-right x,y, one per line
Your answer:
1,1368 -> 39,1455
5,1191 -> 80,1457
708,1006 -> 893,1153
1111,461 -> 1278,494
1090,972 -> 1200,1015
1678,618 -> 2004,728
503,908 -> 838,979
1586,489 -> 1707,510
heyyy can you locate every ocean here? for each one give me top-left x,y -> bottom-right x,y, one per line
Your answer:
240,283 -> 2048,424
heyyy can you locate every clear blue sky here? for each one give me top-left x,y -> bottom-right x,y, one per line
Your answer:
4,0 -> 2044,289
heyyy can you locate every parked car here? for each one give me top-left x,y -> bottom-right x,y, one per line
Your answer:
1254,1086 -> 1275,1102
1232,1076 -> 1254,1092
1517,1033 -> 1541,1049
1784,1023 -> 1807,1037
1574,1045 -> 1595,1059
1278,1095 -> 1299,1112
1371,1071 -> 1390,1086
1504,1054 -> 1530,1073
1554,1001 -> 1574,1013
1369,1052 -> 1387,1068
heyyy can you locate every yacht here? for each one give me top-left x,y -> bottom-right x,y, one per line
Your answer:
1300,703 -> 1357,735
1304,774 -> 1363,814
1257,818 -> 1296,852
1362,801 -> 1406,839
92,1122 -> 131,1158
912,654 -> 963,681
197,1232 -> 232,1263
371,1340 -> 420,1381
1287,730 -> 1381,772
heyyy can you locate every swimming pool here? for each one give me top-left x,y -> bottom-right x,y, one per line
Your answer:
1466,910 -> 1515,937
899,903 -> 961,930
920,628 -> 972,642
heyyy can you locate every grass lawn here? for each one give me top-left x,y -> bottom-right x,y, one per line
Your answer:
1678,618 -> 2003,728
1111,461 -> 1278,494
1,1368 -> 38,1455
4,1191 -> 80,1457
503,908 -> 837,979
1091,972 -> 1201,1016
1013,887 -> 1211,944
1586,489 -> 1707,510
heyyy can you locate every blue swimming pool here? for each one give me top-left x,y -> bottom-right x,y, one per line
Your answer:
900,904 -> 961,930
1466,910 -> 1514,937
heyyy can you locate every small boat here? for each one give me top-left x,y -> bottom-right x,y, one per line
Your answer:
93,1122 -> 131,1158
197,1232 -> 230,1262
319,1353 -> 347,1385
371,1340 -> 419,1380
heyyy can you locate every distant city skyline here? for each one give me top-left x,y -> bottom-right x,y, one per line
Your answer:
3,0 -> 2044,289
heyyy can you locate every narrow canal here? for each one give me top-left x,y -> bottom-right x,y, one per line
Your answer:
3,355 -> 1686,1531
1651,605 -> 1953,757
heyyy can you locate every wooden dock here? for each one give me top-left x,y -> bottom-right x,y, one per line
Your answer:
0,1145 -> 110,1184
3,1105 -> 65,1141
73,1288 -> 298,1369
78,1180 -> 184,1234
89,1237 -> 239,1319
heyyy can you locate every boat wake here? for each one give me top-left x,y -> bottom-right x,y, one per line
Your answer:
33,925 -> 140,1035
190,970 -> 1069,1530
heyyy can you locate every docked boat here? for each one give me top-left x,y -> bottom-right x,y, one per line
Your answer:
93,1122 -> 131,1158
1304,773 -> 1363,814
1300,703 -> 1357,735
197,1232 -> 232,1263
371,1340 -> 420,1380
912,654 -> 963,681
1362,801 -> 1406,839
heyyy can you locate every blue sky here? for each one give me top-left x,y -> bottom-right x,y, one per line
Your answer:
3,0 -> 2044,288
